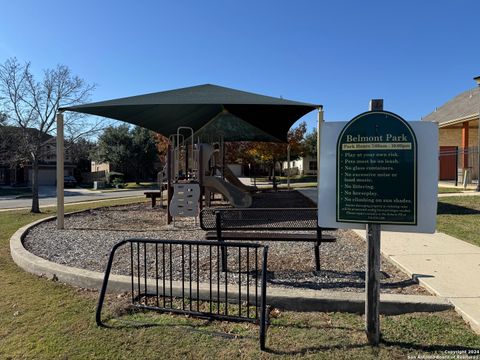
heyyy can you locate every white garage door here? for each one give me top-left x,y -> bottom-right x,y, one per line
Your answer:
28,169 -> 56,186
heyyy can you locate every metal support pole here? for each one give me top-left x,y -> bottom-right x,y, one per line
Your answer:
474,76 -> 480,191
477,119 -> 480,191
216,211 -> 227,272
455,146 -> 459,187
222,139 -> 226,180
259,246 -> 269,351
185,142 -> 189,179
56,111 -> 64,230
167,144 -> 173,224
198,144 -> 204,210
287,144 -> 291,190
317,107 -> 324,190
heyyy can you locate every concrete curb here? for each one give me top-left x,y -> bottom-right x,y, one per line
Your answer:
267,287 -> 451,314
10,216 -> 452,315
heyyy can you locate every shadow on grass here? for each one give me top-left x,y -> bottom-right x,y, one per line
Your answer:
437,202 -> 480,215
265,335 -> 480,356
380,340 -> 480,354
100,307 -> 479,355
268,269 -> 420,292
264,342 -> 369,356
100,313 -> 245,339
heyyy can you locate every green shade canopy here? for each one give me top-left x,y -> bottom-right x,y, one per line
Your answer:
61,84 -> 320,142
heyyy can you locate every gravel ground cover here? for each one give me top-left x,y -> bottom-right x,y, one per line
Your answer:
23,191 -> 429,295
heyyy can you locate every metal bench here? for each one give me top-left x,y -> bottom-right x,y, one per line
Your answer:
144,191 -> 163,208
200,208 -> 336,271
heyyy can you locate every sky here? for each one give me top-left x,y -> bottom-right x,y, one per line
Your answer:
1,0 -> 480,133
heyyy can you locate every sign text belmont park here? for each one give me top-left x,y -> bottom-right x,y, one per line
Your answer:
336,111 -> 417,225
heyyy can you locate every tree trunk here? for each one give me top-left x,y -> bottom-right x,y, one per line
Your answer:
31,157 -> 41,213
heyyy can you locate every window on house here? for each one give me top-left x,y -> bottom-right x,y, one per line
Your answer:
309,161 -> 317,170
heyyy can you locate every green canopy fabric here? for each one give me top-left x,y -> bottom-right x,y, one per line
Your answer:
61,84 -> 319,142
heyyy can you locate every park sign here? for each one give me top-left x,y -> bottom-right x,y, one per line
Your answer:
336,111 -> 417,225
317,103 -> 438,347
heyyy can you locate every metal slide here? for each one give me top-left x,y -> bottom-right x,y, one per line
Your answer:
223,166 -> 257,192
204,176 -> 252,207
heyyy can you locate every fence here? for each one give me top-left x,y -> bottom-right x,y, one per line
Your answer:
96,238 -> 269,350
81,170 -> 106,183
439,146 -> 479,186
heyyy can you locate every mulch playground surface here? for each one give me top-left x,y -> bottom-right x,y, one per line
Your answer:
23,190 -> 430,295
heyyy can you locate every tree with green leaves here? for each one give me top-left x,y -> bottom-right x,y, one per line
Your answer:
303,128 -> 317,157
225,122 -> 308,178
130,126 -> 160,182
93,124 -> 159,183
67,138 -> 96,182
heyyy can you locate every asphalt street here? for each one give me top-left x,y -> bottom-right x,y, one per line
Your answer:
0,187 -> 148,210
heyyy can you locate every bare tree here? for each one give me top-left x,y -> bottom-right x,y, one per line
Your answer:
0,57 -> 100,213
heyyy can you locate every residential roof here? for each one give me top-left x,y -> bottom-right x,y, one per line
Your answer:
0,126 -> 54,143
61,84 -> 320,142
422,86 -> 480,127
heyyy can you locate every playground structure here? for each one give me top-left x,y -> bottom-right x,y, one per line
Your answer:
164,127 -> 255,224
51,85 -> 327,349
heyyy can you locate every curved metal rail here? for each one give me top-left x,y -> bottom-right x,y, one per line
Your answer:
96,238 -> 269,350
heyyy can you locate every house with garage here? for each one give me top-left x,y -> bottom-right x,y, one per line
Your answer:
0,126 -> 75,186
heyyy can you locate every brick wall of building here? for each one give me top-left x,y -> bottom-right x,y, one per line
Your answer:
439,125 -> 478,148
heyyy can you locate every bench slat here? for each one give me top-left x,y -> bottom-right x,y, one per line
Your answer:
200,207 -> 337,272
205,231 -> 336,242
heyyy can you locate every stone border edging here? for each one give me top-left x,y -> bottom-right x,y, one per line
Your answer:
10,215 -> 452,315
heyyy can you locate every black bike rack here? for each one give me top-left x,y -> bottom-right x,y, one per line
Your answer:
96,238 -> 269,350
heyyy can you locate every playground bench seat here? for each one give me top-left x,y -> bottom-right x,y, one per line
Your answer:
144,191 -> 163,208
205,231 -> 335,242
200,207 -> 336,271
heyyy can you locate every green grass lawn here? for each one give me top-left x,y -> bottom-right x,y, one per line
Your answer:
1,198 -> 479,358
102,182 -> 158,191
82,182 -> 158,191
124,182 -> 158,189
437,187 -> 478,194
438,187 -> 463,194
254,175 -> 317,183
252,175 -> 318,189
277,182 -> 317,189
437,195 -> 480,247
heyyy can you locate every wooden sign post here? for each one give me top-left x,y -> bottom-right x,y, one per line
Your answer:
366,222 -> 381,344
366,99 -> 382,345
336,99 -> 417,345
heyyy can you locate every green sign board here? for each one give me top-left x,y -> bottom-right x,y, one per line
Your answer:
336,111 -> 417,224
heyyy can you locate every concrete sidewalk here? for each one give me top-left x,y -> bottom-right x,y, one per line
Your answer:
354,230 -> 480,334
297,188 -> 480,334
438,191 -> 480,197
